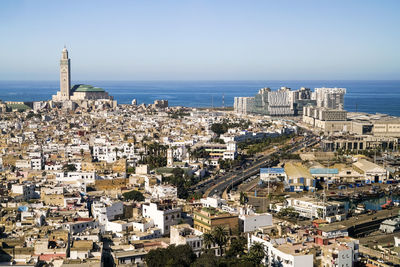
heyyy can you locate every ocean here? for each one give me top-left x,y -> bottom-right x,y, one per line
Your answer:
0,80 -> 399,116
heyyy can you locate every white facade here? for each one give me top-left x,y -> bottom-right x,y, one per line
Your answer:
314,87 -> 346,110
150,185 -> 178,199
56,171 -> 96,185
248,234 -> 314,267
285,198 -> 344,219
170,224 -> 203,256
92,200 -> 124,226
11,184 -> 36,200
234,96 -> 255,114
142,202 -> 182,235
63,219 -> 99,234
239,213 -> 273,233
268,87 -> 295,116
93,143 -> 135,163
200,197 -> 227,209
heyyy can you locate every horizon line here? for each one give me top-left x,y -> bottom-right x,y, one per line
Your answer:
1,79 -> 400,82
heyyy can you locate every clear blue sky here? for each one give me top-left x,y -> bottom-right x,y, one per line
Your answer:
0,0 -> 399,80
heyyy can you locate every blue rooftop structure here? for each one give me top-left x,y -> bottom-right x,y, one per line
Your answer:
310,168 -> 339,175
18,206 -> 28,212
260,168 -> 285,174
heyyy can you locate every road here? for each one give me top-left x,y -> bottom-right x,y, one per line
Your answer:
192,132 -> 318,199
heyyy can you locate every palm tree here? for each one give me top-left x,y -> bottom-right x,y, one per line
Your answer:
248,242 -> 266,266
212,226 -> 228,257
239,191 -> 247,205
186,146 -> 192,161
202,232 -> 214,251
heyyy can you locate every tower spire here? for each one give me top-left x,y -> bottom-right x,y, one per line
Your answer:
60,46 -> 71,100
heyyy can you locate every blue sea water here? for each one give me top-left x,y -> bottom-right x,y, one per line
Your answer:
0,80 -> 399,116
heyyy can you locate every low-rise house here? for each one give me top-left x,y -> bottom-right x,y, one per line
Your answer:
170,224 -> 203,256
142,200 -> 182,235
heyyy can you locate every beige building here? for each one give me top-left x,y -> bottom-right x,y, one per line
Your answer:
193,207 -> 238,234
373,120 -> 400,137
303,105 -> 349,133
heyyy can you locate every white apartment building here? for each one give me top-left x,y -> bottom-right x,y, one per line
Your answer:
92,200 -> 124,226
234,96 -> 255,114
248,234 -> 314,267
11,184 -> 36,200
44,162 -> 63,171
314,87 -> 346,110
131,229 -> 162,241
268,87 -> 295,116
56,171 -> 96,185
150,184 -> 177,199
63,219 -> 99,234
239,212 -> 273,233
284,197 -> 345,219
170,224 -> 203,257
93,143 -> 135,163
142,202 -> 182,235
200,196 -> 227,209
321,238 -> 359,267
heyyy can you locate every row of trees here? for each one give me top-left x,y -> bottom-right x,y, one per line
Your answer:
239,134 -> 295,155
163,167 -> 203,199
210,119 -> 252,136
145,228 -> 266,267
218,154 -> 247,171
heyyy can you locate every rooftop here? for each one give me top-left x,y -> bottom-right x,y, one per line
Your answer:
310,168 -> 339,175
260,168 -> 285,174
72,84 -> 105,93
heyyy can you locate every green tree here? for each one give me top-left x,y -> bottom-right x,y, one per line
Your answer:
202,232 -> 214,251
145,244 -> 196,267
63,164 -> 76,172
122,190 -> 144,201
212,226 -> 228,257
226,236 -> 246,258
191,250 -> 218,267
239,191 -> 248,205
211,123 -> 228,136
317,208 -> 324,218
247,242 -> 265,266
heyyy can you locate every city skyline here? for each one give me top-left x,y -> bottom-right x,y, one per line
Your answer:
1,0 -> 400,80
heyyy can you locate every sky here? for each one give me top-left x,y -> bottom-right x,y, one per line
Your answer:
0,0 -> 399,80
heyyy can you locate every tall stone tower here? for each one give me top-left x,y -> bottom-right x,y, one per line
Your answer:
60,46 -> 71,100
167,148 -> 173,167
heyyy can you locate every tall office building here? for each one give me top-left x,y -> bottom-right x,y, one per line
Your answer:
314,87 -> 346,110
